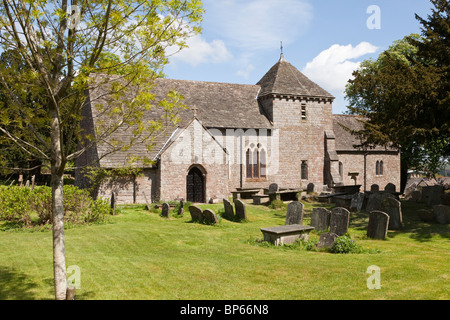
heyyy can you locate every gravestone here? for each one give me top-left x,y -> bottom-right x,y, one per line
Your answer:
316,232 -> 339,249
411,190 -> 421,202
310,207 -> 331,231
177,200 -> 184,216
366,192 -> 394,213
428,185 -> 444,207
384,183 -> 396,193
433,204 -> 450,224
268,183 -> 279,193
110,193 -> 116,215
285,201 -> 304,225
370,184 -> 379,193
161,202 -> 170,219
382,197 -> 402,229
417,209 -> 435,222
203,209 -> 219,224
189,205 -> 203,222
367,211 -> 390,240
234,199 -> 247,221
306,183 -> 315,194
330,207 -> 350,236
223,198 -> 235,219
350,192 -> 365,212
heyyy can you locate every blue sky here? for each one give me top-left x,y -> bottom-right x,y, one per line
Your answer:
164,0 -> 434,114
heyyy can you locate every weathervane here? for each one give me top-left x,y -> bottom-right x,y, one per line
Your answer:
280,41 -> 283,55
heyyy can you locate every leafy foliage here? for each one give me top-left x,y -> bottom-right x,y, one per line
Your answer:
0,185 -> 110,228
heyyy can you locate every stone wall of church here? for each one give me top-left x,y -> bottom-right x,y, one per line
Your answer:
337,151 -> 401,192
259,95 -> 334,191
158,120 -> 229,202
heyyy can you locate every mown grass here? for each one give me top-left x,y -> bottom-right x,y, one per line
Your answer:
0,199 -> 448,300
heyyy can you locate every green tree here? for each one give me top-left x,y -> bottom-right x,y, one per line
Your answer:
345,0 -> 450,186
0,0 -> 203,300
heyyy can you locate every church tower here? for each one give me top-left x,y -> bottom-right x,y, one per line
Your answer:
256,54 -> 336,190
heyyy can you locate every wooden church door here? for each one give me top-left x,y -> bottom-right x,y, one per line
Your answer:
186,167 -> 205,203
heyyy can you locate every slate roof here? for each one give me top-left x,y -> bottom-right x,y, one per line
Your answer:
333,114 -> 397,152
86,75 -> 272,168
257,54 -> 334,99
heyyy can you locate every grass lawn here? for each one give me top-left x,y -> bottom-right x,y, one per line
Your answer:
0,198 -> 448,300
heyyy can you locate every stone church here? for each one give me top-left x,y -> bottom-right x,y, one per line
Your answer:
75,54 -> 401,204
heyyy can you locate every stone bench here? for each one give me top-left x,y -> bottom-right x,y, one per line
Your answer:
260,225 -> 315,246
252,194 -> 270,205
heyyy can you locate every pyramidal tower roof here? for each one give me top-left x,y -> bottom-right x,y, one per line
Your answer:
257,54 -> 334,100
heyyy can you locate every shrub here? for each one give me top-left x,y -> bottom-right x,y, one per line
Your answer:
269,199 -> 285,209
0,185 -> 110,228
330,236 -> 360,254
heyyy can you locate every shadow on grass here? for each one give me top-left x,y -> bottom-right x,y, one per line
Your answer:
350,200 -> 450,243
0,267 -> 38,300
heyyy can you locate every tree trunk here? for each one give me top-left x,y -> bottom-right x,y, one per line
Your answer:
50,111 -> 67,300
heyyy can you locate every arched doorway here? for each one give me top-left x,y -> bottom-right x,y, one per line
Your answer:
186,166 -> 205,203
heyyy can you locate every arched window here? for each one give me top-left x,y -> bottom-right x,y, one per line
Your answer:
301,160 -> 308,180
376,160 -> 384,176
339,161 -> 343,179
246,144 -> 267,180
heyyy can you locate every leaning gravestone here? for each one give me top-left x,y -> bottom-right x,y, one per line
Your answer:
330,207 -> 350,236
234,199 -> 247,221
223,198 -> 235,219
311,207 -> 331,231
316,232 -> 339,249
203,209 -> 219,224
433,204 -> 450,224
161,202 -> 170,219
285,201 -> 304,225
189,205 -> 203,222
381,197 -> 402,230
367,211 -> 390,240
350,192 -> 365,212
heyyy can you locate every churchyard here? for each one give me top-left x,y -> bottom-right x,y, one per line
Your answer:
0,191 -> 448,300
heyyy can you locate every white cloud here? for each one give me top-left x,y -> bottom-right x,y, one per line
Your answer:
168,35 -> 233,66
236,64 -> 255,80
302,42 -> 379,93
208,0 -> 313,51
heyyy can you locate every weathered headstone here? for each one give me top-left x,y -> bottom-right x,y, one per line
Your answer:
316,232 -> 339,249
370,184 -> 379,193
223,198 -> 235,219
417,209 -> 435,222
203,209 -> 219,224
234,199 -> 247,221
433,204 -> 450,224
110,193 -> 116,215
177,200 -> 184,216
330,207 -> 350,236
310,207 -> 331,231
350,192 -> 365,212
411,190 -> 421,202
367,211 -> 390,240
428,185 -> 444,207
366,192 -> 394,213
382,197 -> 402,229
285,201 -> 304,225
161,202 -> 170,219
268,183 -> 279,193
384,183 -> 396,193
306,183 -> 315,194
189,205 -> 203,222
